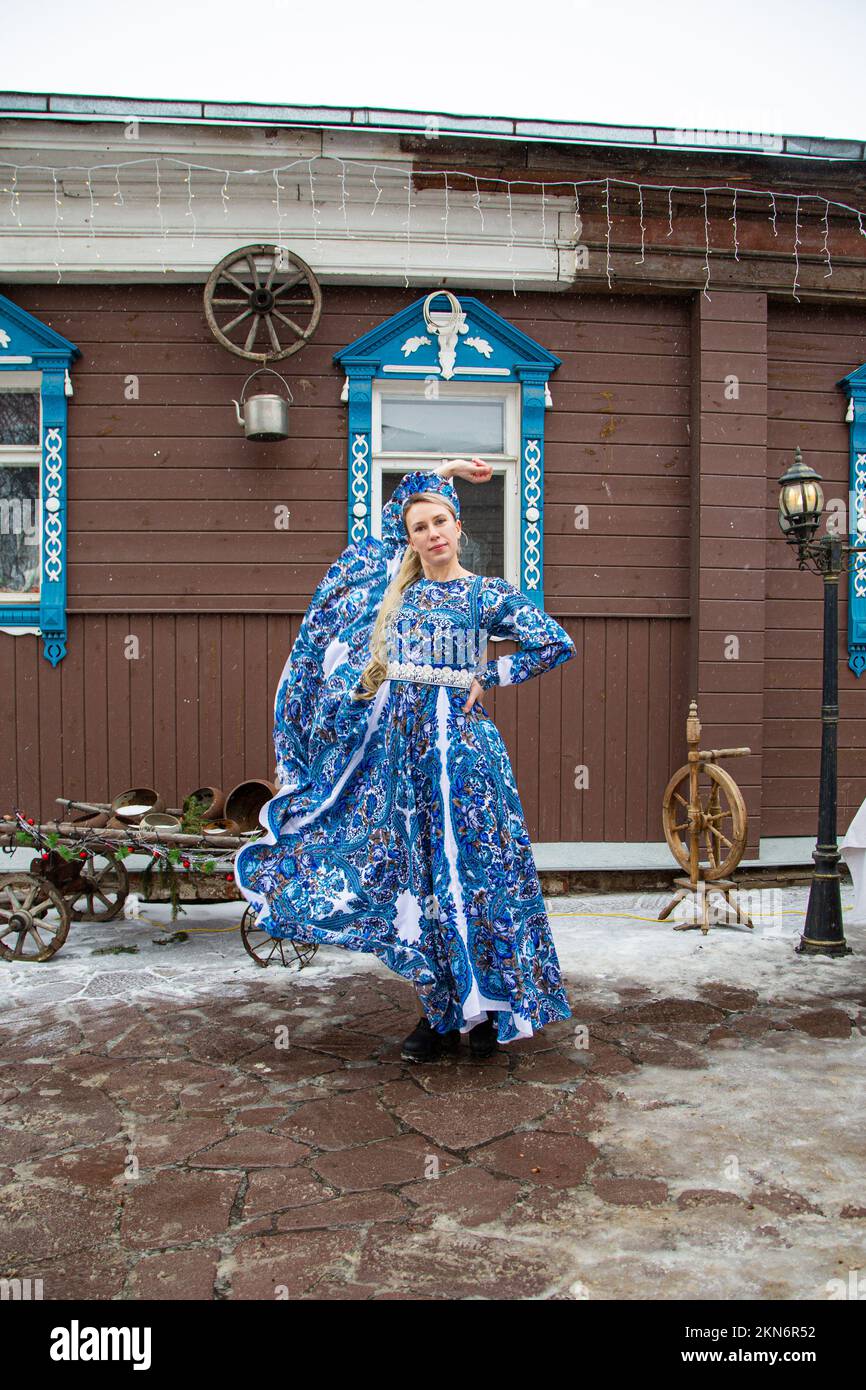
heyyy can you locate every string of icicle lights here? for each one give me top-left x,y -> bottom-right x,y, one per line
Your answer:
2,154 -> 866,301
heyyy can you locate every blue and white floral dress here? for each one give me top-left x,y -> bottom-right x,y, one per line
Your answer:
233,470 -> 576,1044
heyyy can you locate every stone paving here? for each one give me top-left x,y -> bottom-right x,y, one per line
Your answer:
1,890 -> 865,1300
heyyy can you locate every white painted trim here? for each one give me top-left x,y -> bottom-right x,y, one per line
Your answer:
532,838 -> 826,871
380,365 -> 512,376
0,127 -> 576,288
0,451 -> 41,465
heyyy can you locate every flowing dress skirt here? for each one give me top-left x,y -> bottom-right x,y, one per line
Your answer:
235,665 -> 572,1044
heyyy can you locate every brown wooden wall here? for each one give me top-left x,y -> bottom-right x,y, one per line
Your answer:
764,301 -> 866,838
0,611 -> 691,846
2,281 -> 863,848
0,284 -> 693,841
7,284 -> 692,614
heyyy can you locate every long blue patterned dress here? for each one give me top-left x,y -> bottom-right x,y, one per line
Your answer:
233,470 -> 576,1044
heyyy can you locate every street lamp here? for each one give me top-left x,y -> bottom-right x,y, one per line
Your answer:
776,446 -> 863,956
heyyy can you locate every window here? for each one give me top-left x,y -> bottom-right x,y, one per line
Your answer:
379,393 -> 507,454
373,379 -> 519,584
335,292 -> 560,607
0,375 -> 42,603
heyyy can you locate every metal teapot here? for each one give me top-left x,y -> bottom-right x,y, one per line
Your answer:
232,368 -> 294,442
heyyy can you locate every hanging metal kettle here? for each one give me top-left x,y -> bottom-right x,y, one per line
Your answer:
232,368 -> 294,442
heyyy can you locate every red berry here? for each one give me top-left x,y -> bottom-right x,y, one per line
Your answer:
182,858 -> 190,868
79,850 -> 87,860
225,873 -> 233,881
27,817 -> 35,825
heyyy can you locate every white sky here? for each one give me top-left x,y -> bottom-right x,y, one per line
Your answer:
2,0 -> 864,142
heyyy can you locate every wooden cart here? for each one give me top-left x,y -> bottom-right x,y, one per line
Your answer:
0,799 -> 317,969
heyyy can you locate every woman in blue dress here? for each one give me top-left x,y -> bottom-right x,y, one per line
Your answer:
233,457 -> 576,1062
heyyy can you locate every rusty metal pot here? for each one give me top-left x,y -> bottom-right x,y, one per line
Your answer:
183,786 -> 225,821
140,811 -> 183,831
224,780 -> 279,833
109,787 -> 165,827
202,818 -> 240,841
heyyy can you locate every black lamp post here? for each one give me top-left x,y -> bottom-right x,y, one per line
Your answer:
777,446 -> 863,956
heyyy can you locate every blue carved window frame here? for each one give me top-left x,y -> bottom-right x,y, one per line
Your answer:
839,363 -> 866,676
333,292 -> 560,607
0,293 -> 79,665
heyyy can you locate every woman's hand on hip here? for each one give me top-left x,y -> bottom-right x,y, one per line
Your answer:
462,678 -> 486,713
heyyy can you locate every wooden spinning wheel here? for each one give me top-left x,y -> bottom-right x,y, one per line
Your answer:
662,762 -> 748,882
658,701 -> 754,933
203,243 -> 322,362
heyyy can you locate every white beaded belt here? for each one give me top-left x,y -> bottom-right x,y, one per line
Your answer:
386,660 -> 475,690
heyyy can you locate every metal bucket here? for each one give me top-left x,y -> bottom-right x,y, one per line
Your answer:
232,368 -> 294,442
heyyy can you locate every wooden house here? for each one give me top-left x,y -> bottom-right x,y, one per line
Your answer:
1,92 -> 865,868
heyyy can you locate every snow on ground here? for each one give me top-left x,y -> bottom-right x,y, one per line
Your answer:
2,885 -> 865,1300
2,883 -> 862,1014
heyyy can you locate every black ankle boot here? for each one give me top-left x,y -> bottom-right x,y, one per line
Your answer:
469,1013 -> 498,1058
401,1016 -> 461,1063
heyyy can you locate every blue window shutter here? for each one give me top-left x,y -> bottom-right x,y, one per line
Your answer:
839,363 -> 866,676
0,294 -> 79,665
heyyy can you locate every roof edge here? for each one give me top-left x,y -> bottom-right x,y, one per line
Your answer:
0,90 -> 863,162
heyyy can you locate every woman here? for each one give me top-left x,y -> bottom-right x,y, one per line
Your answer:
234,457 -> 576,1063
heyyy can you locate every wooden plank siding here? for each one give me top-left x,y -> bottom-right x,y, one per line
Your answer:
689,290 -> 768,859
763,301 -> 866,838
0,283 -> 694,842
1,611 -> 691,848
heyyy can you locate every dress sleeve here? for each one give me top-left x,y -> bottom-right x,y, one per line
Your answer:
474,579 -> 576,691
272,469 -> 440,787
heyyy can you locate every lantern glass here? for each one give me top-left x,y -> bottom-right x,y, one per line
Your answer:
779,478 -> 824,537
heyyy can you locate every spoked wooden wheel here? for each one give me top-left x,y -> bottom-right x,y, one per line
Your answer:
0,874 -> 71,961
66,851 -> 129,922
240,904 -> 319,969
203,243 -> 322,362
662,763 -> 748,882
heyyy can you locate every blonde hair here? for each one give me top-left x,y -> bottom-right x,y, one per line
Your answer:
353,491 -> 465,701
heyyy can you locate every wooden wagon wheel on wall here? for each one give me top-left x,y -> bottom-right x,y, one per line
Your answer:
203,243 -> 322,362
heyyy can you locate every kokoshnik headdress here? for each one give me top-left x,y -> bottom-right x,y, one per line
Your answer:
399,470 -> 460,525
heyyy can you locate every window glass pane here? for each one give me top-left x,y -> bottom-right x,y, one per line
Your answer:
0,391 -> 39,446
0,465 -> 40,595
380,396 -> 504,453
382,472 -> 504,579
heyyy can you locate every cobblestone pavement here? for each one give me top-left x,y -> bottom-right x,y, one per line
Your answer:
1,890 -> 865,1300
